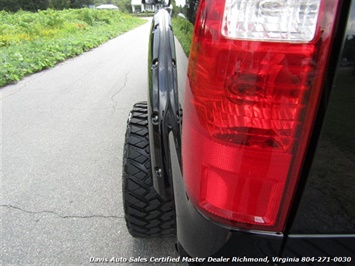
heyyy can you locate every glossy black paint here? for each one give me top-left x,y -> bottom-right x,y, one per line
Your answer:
147,9 -> 181,199
284,0 -> 354,235
148,0 -> 355,262
282,0 -> 355,257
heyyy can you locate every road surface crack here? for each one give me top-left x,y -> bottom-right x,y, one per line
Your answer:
2,82 -> 27,99
111,72 -> 129,110
0,204 -> 123,219
2,72 -> 46,99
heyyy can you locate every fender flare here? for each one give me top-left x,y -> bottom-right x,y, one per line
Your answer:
148,9 -> 182,198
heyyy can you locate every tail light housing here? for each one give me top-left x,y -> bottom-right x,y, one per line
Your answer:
182,0 -> 339,232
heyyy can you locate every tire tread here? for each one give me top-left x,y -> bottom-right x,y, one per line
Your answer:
122,102 -> 176,238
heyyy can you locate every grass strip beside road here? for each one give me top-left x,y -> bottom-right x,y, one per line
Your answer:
0,9 -> 145,87
172,17 -> 193,57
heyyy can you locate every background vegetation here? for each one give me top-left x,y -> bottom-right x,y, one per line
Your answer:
0,0 -> 200,17
0,0 -> 197,86
0,0 -> 93,12
171,0 -> 197,57
0,0 -> 143,14
94,0 -> 132,13
0,9 -> 144,87
172,16 -> 193,56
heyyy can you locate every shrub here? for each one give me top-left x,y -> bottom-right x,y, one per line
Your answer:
172,17 -> 193,57
0,9 -> 145,87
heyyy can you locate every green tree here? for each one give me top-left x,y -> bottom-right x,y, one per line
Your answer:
186,0 -> 198,24
171,0 -> 178,17
70,0 -> 94,8
0,0 -> 50,12
35,0 -> 50,9
172,0 -> 184,18
117,0 -> 131,13
93,0 -> 132,13
20,0 -> 50,11
49,0 -> 70,9
0,0 -> 21,12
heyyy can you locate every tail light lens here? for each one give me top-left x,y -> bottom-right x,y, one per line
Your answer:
182,0 -> 339,232
222,0 -> 322,42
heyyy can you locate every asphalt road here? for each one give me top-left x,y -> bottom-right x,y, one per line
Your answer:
0,18 -> 188,265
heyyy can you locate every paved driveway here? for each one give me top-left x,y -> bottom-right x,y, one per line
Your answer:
0,19 -> 188,265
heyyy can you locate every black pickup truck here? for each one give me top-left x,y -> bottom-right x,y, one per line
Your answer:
123,0 -> 355,264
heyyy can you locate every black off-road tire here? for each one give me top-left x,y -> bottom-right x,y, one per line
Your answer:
122,102 -> 176,237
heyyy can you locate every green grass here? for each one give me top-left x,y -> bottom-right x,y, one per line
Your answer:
0,9 -> 145,87
172,17 -> 193,57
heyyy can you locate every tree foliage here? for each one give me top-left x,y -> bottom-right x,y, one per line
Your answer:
0,0 -> 21,12
186,0 -> 198,24
0,0 -> 199,16
93,0 -> 131,13
49,0 -> 70,9
70,0 -> 93,8
0,0 -> 94,12
171,0 -> 198,24
171,0 -> 182,18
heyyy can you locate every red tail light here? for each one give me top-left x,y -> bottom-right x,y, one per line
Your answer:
182,0 -> 339,232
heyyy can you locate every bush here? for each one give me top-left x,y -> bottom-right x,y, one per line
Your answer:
0,9 -> 145,87
172,17 -> 193,57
